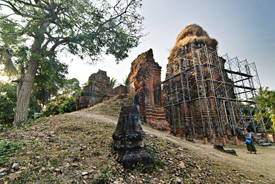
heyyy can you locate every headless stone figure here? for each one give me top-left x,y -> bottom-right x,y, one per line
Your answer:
185,126 -> 193,141
154,90 -> 160,107
134,93 -> 140,113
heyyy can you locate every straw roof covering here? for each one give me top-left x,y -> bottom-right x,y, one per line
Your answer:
169,24 -> 218,60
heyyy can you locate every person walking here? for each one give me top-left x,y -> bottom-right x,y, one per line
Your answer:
243,128 -> 257,154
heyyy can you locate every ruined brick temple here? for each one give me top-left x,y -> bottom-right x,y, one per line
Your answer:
162,24 -> 265,144
76,70 -> 128,110
127,49 -> 170,133
76,24 -> 266,145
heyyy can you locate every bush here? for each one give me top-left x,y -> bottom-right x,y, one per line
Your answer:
43,101 -> 60,117
58,97 -> 76,114
0,83 -> 17,126
0,95 -> 15,125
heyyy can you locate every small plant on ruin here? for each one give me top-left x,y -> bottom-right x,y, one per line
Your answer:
110,78 -> 117,89
122,76 -> 129,87
88,80 -> 93,86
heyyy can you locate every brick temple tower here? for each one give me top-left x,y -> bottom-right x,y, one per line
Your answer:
128,49 -> 170,133
163,24 -> 239,142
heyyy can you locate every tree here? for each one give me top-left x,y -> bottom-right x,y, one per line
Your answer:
0,0 -> 144,124
0,81 -> 17,125
32,56 -> 68,107
254,87 -> 275,131
61,78 -> 81,97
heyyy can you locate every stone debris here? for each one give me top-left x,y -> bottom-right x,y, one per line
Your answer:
11,163 -> 20,171
81,171 -> 88,176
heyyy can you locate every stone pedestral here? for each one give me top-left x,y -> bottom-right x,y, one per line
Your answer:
221,136 -> 226,146
211,138 -> 215,144
203,137 -> 208,144
112,106 -> 152,169
233,135 -> 239,145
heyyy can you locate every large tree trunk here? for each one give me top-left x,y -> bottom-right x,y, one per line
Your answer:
13,60 -> 39,125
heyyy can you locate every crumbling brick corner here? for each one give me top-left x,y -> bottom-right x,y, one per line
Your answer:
128,49 -> 170,133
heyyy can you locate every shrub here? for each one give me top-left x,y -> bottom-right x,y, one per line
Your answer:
43,101 -> 60,117
58,97 -> 76,114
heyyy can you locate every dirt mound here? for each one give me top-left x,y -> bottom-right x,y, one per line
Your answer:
86,94 -> 134,117
0,95 -> 274,183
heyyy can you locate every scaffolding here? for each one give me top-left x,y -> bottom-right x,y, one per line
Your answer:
162,44 -> 266,139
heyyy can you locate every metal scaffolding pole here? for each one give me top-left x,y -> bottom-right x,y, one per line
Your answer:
162,44 -> 266,140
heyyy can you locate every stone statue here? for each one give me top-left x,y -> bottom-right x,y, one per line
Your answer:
134,93 -> 140,112
112,106 -> 152,169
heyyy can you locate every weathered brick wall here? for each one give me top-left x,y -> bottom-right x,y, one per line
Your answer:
128,49 -> 170,133
76,70 -> 111,110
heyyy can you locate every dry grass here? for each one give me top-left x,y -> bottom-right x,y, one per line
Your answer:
0,95 -> 274,183
169,24 -> 218,60
87,94 -> 134,118
2,114 -> 270,183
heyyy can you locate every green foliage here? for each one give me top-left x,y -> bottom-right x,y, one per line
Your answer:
32,55 -> 68,106
123,76 -> 129,87
43,96 -> 67,117
0,82 -> 17,125
110,78 -> 117,89
87,91 -> 92,96
109,141 -> 115,151
0,0 -> 144,123
93,163 -> 113,184
58,97 -> 76,114
43,101 -> 60,117
80,90 -> 85,96
50,158 -> 59,168
145,146 -> 165,172
61,78 -> 81,97
0,140 -> 24,165
254,87 -> 275,130
88,80 -> 93,86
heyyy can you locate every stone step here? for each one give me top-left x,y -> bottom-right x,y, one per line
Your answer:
253,138 -> 264,143
252,135 -> 262,139
153,112 -> 166,115
155,117 -> 167,120
259,143 -> 272,147
259,140 -> 268,144
153,113 -> 166,116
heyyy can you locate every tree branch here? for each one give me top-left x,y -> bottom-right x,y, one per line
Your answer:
50,37 -> 72,52
0,13 -> 16,20
0,31 -> 23,35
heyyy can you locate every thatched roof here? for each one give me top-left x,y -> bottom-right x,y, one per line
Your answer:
169,24 -> 218,58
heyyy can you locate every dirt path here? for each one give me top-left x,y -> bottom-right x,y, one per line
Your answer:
69,110 -> 275,181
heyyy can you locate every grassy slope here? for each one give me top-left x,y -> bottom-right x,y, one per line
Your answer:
0,94 -> 273,183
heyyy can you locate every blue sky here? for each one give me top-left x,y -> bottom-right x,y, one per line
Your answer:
4,0 -> 269,90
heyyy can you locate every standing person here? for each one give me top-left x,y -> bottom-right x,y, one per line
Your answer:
243,128 -> 257,154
